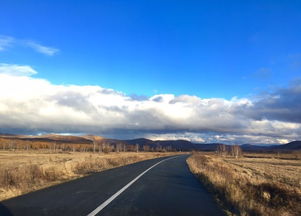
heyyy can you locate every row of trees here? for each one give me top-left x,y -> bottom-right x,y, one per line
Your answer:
0,138 -> 244,155
0,138 -> 174,153
217,144 -> 242,158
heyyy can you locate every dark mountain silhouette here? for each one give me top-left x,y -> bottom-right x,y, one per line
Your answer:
240,144 -> 271,151
239,141 -> 301,152
0,134 -> 94,144
0,134 -> 300,152
123,139 -> 223,151
122,139 -> 301,151
268,141 -> 301,150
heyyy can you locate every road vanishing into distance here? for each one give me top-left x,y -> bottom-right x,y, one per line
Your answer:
0,155 -> 225,216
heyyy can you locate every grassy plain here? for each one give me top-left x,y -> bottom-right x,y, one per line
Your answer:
187,152 -> 301,216
0,150 -> 177,201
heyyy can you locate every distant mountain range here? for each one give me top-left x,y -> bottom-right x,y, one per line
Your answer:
239,141 -> 301,151
123,139 -> 301,152
0,134 -> 300,152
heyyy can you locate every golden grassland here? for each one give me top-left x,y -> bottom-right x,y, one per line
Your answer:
187,152 -> 301,216
0,150 -> 178,201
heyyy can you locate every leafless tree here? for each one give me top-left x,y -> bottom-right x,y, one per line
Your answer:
135,144 -> 139,152
230,145 -> 242,158
217,144 -> 227,156
143,145 -> 150,152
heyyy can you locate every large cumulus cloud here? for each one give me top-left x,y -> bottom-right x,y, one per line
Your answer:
0,63 -> 300,144
242,82 -> 301,123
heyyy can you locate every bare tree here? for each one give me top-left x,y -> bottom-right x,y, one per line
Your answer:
116,143 -> 123,152
93,139 -> 96,153
98,143 -> 102,153
92,137 -> 102,153
143,145 -> 150,152
217,144 -> 227,156
230,145 -> 242,158
52,142 -> 57,153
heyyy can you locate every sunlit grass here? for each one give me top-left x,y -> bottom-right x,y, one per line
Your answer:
0,151 -> 177,201
187,152 -> 301,216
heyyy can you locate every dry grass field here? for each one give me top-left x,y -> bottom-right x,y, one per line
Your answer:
187,152 -> 301,216
0,150 -> 177,201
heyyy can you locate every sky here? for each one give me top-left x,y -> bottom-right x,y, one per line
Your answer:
0,0 -> 301,144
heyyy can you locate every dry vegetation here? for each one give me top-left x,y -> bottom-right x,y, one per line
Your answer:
187,152 -> 301,216
0,150 -> 177,201
0,136 -> 174,153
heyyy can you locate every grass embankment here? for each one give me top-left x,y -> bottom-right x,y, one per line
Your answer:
187,152 -> 301,216
0,151 -> 177,201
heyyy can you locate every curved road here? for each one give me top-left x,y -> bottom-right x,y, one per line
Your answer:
0,155 -> 224,216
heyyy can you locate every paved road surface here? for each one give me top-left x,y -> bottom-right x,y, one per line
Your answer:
0,155 -> 224,216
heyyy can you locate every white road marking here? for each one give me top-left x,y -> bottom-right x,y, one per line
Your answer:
87,155 -> 180,216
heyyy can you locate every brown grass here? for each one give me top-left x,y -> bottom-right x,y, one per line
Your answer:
187,152 -> 301,216
0,150 -> 177,201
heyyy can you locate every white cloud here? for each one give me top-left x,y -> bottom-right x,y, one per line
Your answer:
0,35 -> 59,56
26,41 -> 59,56
0,35 -> 14,51
0,64 -> 300,144
0,63 -> 37,76
146,133 -> 206,143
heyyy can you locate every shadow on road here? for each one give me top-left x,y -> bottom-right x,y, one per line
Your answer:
0,202 -> 13,216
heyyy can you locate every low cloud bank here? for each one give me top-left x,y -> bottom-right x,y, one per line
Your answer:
0,64 -> 300,144
242,82 -> 301,123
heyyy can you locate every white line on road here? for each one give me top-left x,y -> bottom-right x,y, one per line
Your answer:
87,155 -> 180,216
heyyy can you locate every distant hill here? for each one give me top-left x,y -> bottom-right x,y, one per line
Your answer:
123,139 -> 301,152
240,144 -> 270,151
239,141 -> 301,152
124,138 -> 192,150
81,135 -> 104,142
123,138 -> 222,151
268,141 -> 301,151
0,134 -> 300,152
0,134 -> 94,144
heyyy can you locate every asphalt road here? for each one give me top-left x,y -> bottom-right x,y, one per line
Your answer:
0,155 -> 224,216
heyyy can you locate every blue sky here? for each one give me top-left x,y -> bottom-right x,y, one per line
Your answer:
0,1 -> 301,144
1,0 -> 300,98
